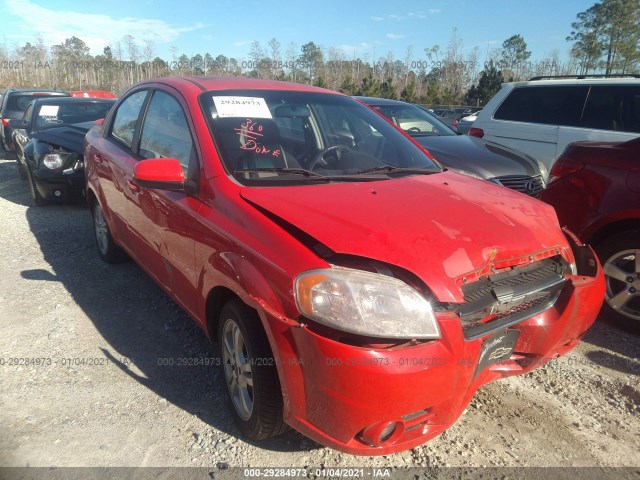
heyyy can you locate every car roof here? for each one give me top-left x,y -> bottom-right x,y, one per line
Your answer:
29,97 -> 116,105
354,96 -> 412,106
141,76 -> 340,96
506,78 -> 640,88
4,88 -> 69,95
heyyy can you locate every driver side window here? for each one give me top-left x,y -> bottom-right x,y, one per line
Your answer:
139,90 -> 196,176
111,90 -> 148,149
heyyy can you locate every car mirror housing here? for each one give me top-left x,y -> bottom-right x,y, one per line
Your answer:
133,158 -> 186,192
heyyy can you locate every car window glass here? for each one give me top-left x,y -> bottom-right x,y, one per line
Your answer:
111,90 -> 148,149
274,116 -> 305,142
495,86 -> 588,126
23,104 -> 33,123
374,105 -> 454,136
201,90 -> 439,181
35,101 -> 114,131
139,90 -> 195,175
581,85 -> 640,133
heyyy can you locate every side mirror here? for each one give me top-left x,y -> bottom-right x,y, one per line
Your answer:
8,118 -> 28,129
133,158 -> 186,192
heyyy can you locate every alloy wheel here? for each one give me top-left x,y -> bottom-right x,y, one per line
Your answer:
222,318 -> 254,420
602,249 -> 640,322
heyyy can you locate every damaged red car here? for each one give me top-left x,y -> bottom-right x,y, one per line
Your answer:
84,77 -> 605,455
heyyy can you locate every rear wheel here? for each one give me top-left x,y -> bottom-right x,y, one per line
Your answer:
218,299 -> 287,440
596,231 -> 640,332
91,201 -> 126,263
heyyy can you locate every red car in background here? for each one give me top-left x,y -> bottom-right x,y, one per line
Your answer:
541,137 -> 640,330
69,90 -> 117,98
84,76 -> 604,454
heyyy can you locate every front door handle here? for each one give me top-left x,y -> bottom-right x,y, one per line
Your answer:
127,180 -> 140,192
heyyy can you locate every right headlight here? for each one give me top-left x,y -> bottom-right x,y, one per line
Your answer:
42,152 -> 76,170
295,267 -> 441,339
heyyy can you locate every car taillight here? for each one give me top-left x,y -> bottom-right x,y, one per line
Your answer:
452,120 -> 458,127
468,127 -> 484,138
1,118 -> 9,127
547,157 -> 584,185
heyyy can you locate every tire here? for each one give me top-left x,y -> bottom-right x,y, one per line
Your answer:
218,299 -> 288,440
91,201 -> 127,264
595,230 -> 640,333
16,152 -> 28,181
25,168 -> 47,206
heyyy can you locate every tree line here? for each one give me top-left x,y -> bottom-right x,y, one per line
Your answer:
0,0 -> 637,107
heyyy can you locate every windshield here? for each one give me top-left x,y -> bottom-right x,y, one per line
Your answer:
34,101 -> 114,131
200,90 -> 441,184
368,103 -> 456,137
5,93 -> 68,114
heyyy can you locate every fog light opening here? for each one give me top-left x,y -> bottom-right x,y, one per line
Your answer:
359,420 -> 405,447
379,422 -> 397,443
53,190 -> 62,197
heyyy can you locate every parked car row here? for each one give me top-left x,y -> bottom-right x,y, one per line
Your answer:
1,75 -> 635,457
10,96 -> 116,204
0,88 -> 115,159
1,89 -> 116,206
463,75 -> 640,329
0,88 -> 69,154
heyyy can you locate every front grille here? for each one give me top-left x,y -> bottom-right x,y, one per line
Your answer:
493,174 -> 545,197
458,256 -> 566,340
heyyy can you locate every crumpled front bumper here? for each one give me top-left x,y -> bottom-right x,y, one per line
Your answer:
32,167 -> 85,200
261,246 -> 605,455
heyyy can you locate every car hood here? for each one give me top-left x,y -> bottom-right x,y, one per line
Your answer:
240,171 -> 568,302
413,135 -> 540,179
31,121 -> 95,154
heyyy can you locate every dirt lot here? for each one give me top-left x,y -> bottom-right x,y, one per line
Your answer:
0,156 -> 639,476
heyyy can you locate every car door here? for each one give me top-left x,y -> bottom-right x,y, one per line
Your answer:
99,89 -> 170,287
135,88 -> 202,316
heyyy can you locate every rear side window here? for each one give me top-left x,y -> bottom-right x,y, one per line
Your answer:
7,95 -> 41,113
110,90 -> 148,149
495,86 -> 589,126
581,85 -> 640,133
23,103 -> 33,123
139,91 -> 196,175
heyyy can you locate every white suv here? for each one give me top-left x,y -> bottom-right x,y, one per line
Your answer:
469,76 -> 640,177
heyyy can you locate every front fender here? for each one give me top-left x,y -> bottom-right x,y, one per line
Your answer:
200,250 -> 293,328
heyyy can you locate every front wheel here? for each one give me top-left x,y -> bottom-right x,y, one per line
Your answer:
595,230 -> 640,332
25,168 -> 47,206
16,152 -> 28,181
218,299 -> 287,440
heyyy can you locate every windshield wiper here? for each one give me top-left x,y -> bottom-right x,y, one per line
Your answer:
234,167 -> 325,177
233,167 -> 388,182
353,165 -> 440,175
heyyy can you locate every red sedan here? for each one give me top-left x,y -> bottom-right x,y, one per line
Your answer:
84,76 -> 604,455
541,137 -> 640,330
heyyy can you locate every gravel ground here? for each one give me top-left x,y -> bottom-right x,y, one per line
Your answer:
0,157 -> 639,474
